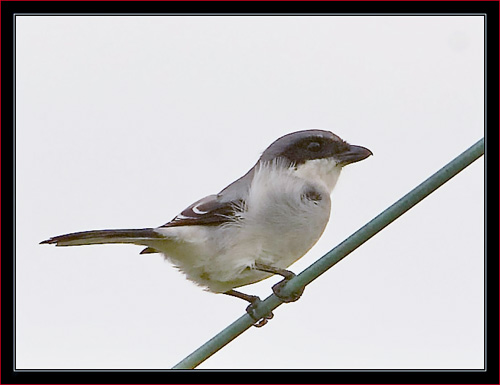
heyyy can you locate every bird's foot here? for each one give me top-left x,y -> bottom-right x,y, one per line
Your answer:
224,289 -> 273,327
246,298 -> 274,327
272,273 -> 305,303
254,263 -> 304,303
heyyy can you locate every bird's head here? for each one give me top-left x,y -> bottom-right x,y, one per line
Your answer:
259,129 -> 373,192
260,129 -> 372,167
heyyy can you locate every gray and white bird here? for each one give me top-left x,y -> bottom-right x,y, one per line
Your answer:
41,130 -> 372,326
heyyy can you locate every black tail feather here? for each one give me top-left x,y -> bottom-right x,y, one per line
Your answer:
40,228 -> 165,247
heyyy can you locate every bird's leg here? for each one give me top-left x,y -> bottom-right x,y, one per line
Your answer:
254,263 -> 304,303
224,289 -> 274,327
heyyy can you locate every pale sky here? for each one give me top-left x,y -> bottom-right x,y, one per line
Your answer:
15,15 -> 484,369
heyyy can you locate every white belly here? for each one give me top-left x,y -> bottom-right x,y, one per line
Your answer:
156,161 -> 338,292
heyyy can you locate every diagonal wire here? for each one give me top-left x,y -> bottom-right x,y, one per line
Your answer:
172,137 -> 485,369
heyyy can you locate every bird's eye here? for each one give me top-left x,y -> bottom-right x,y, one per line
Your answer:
307,141 -> 322,152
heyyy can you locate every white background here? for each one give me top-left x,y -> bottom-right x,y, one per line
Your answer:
15,15 -> 484,369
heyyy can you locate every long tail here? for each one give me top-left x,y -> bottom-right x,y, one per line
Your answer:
40,228 -> 166,249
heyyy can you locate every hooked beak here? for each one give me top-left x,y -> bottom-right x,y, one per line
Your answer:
336,144 -> 373,166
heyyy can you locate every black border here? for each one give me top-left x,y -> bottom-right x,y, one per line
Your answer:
2,1 -> 498,384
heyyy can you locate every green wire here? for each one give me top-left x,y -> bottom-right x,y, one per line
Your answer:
173,137 -> 485,369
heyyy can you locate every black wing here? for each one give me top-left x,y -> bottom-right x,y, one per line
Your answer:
160,195 -> 245,228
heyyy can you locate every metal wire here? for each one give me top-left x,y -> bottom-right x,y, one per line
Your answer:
172,137 -> 485,369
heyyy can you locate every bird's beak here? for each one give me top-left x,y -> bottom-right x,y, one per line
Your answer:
336,144 -> 373,166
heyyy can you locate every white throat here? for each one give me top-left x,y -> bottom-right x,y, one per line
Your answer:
292,158 -> 342,193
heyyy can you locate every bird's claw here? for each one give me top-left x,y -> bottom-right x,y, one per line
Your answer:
272,274 -> 304,303
246,299 -> 274,327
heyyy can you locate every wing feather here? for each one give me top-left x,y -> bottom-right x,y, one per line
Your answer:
161,195 -> 245,228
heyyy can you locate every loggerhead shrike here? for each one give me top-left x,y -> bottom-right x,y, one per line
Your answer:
42,130 -> 372,326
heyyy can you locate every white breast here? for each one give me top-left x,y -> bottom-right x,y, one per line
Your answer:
156,159 -> 339,293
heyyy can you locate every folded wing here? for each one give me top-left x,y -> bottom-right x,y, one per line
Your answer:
161,194 -> 246,228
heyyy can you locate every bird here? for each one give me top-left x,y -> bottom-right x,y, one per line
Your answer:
41,129 -> 372,326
